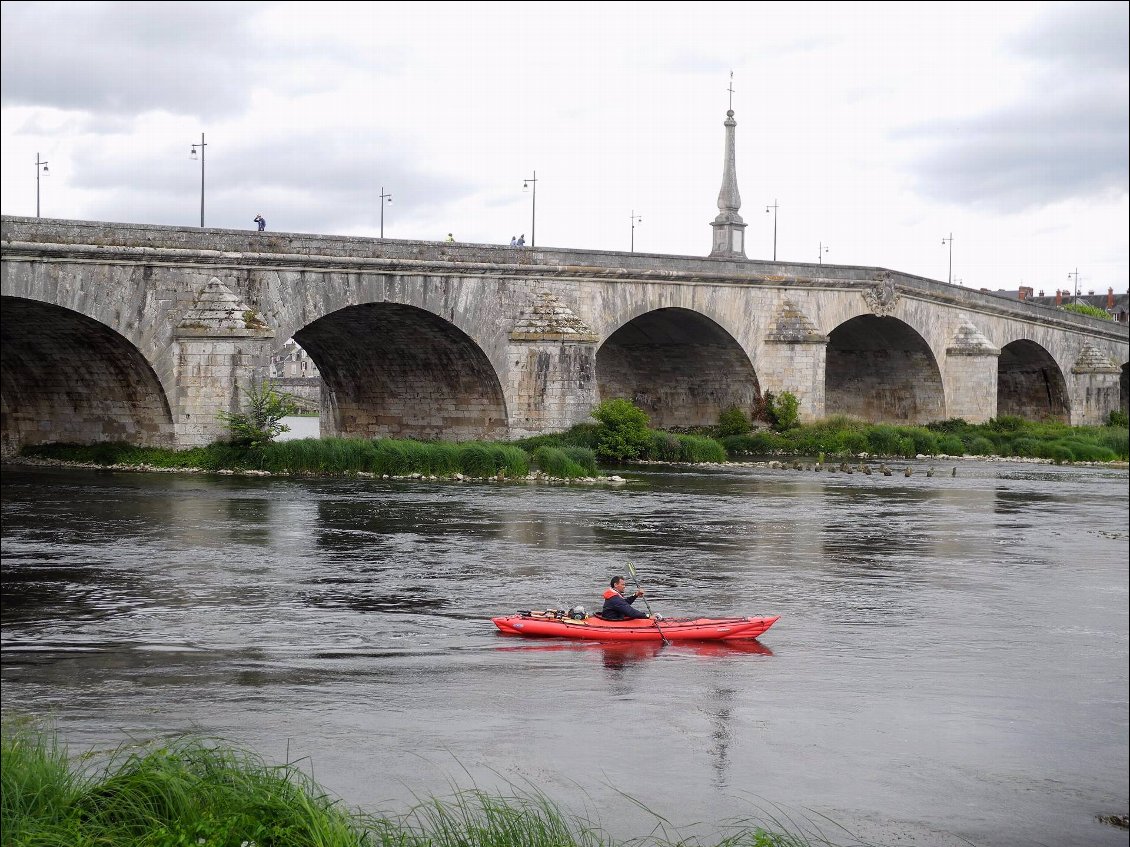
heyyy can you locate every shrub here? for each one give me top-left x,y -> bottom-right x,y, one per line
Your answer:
1009,437 -> 1040,457
216,380 -> 298,448
841,430 -> 870,456
1108,410 -> 1129,428
717,406 -> 752,437
591,398 -> 652,461
965,436 -> 997,456
723,432 -> 785,456
767,391 -> 800,431
927,418 -> 971,434
867,425 -> 903,456
988,415 -> 1027,432
903,427 -> 940,456
648,431 -> 683,462
937,435 -> 965,456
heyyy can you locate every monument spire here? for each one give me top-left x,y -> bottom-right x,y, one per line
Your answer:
710,72 -> 747,259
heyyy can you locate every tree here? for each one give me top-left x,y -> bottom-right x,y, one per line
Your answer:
717,405 -> 752,437
591,398 -> 652,461
216,381 -> 299,448
768,391 -> 800,432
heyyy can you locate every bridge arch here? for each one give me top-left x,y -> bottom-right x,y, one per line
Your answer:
825,315 -> 945,423
293,303 -> 509,440
1123,362 -> 1130,416
0,296 -> 175,456
996,339 -> 1069,422
595,307 -> 760,428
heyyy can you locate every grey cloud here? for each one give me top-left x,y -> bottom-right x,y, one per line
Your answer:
0,1 -> 344,118
1011,0 -> 1128,70
900,3 -> 1128,212
70,126 -> 478,236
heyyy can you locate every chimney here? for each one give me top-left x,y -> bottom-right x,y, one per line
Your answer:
1038,290 -> 1044,297
1055,290 -> 1063,306
1019,286 -> 1033,300
1108,287 -> 1115,309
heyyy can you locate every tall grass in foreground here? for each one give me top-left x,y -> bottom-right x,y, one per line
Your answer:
2,721 -> 878,847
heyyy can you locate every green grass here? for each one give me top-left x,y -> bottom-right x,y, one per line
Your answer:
18,415 -> 1129,476
721,417 -> 1128,463
2,721 -> 875,847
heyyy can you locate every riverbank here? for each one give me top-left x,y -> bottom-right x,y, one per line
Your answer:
2,454 -> 628,484
0,721 -> 853,847
8,412 -> 1128,481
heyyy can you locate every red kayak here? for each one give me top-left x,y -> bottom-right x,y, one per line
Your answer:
492,610 -> 778,642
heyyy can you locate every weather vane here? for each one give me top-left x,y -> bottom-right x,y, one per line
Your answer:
727,70 -> 735,110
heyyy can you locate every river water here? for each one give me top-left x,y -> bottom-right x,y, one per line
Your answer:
1,457 -> 1127,847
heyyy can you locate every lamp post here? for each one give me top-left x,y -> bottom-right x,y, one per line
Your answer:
630,210 -> 642,252
819,242 -> 828,264
765,199 -> 779,261
941,233 -> 954,284
1067,268 -> 1081,303
189,133 -> 206,228
35,153 -> 49,218
523,171 -> 537,247
379,187 -> 392,238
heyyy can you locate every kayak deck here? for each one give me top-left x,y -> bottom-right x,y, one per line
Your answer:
492,612 -> 778,642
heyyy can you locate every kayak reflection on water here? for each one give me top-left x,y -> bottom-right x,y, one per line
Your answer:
492,638 -> 774,669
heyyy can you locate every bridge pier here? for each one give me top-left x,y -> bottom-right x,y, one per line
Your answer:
944,318 -> 1001,423
759,300 -> 828,420
506,292 -> 600,437
172,279 -> 275,447
1071,343 -> 1123,426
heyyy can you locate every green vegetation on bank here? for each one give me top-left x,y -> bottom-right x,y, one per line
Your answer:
15,397 -> 1129,476
1,721 -> 848,847
720,413 -> 1129,463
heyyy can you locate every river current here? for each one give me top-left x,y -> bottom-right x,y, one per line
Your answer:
1,457 -> 1127,846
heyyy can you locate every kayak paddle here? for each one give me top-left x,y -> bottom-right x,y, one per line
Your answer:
627,561 -> 669,645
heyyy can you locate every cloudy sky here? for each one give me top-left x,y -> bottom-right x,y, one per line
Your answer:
2,1 -> 1127,295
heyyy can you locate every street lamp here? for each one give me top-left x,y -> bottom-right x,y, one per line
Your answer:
189,133 -> 206,228
1067,268 -> 1082,302
630,210 -> 642,252
35,153 -> 49,218
941,233 -> 954,284
765,199 -> 779,261
818,242 -> 828,265
523,171 -> 537,247
379,187 -> 392,238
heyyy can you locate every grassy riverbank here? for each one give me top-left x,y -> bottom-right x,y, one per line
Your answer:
14,414 -> 1128,478
1,721 -> 853,847
19,438 -> 600,480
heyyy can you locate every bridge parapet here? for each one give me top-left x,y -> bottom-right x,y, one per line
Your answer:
4,216 -> 1126,345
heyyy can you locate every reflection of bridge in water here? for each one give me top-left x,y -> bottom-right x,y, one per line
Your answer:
2,108 -> 1126,456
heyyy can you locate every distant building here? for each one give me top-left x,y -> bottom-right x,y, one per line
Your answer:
270,339 -> 321,378
269,339 -> 321,413
981,286 -> 1129,324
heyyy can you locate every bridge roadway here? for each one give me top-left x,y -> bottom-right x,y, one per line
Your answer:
2,216 -> 1127,455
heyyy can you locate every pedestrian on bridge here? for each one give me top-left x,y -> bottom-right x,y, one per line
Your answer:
254,214 -> 266,233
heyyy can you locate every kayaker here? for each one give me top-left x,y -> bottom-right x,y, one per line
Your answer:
600,576 -> 650,620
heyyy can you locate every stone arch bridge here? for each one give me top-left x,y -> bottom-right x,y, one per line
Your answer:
2,217 -> 1127,456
